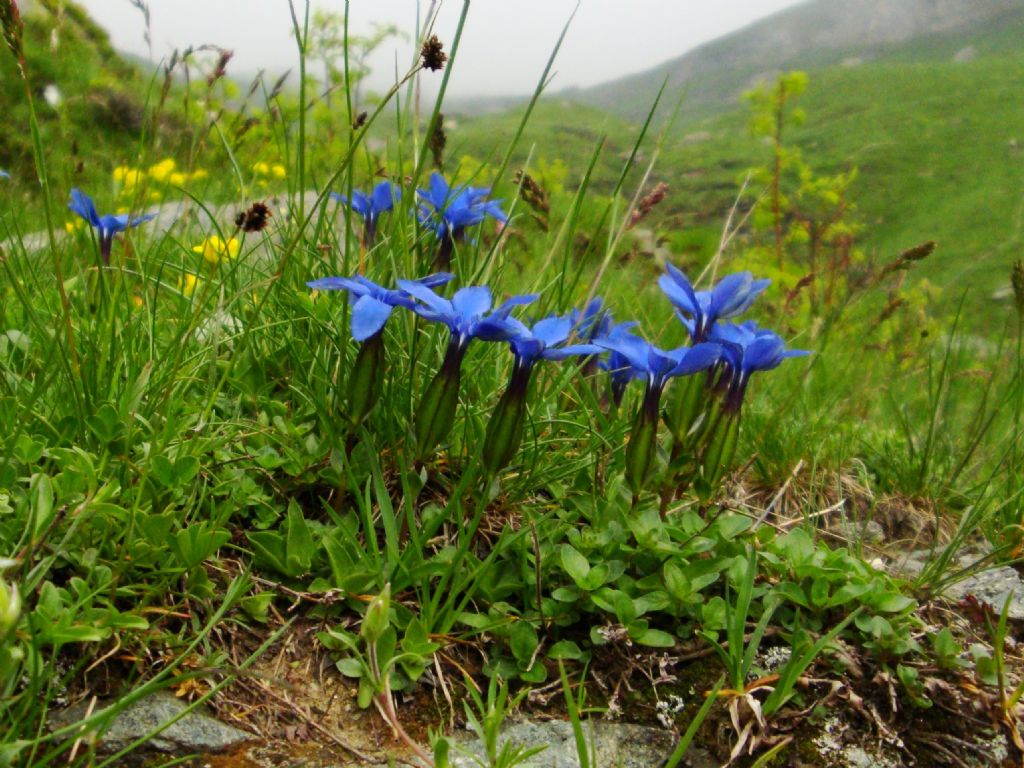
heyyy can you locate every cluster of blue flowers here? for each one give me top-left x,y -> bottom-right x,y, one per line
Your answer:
332,172 -> 507,269
310,261 -> 806,490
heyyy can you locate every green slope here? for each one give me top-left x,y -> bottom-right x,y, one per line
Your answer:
449,13 -> 1024,326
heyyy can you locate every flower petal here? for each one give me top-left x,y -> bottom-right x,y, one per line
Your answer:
306,276 -> 367,296
350,295 -> 395,341
371,181 -> 399,215
451,285 -> 493,320
531,315 -> 573,347
397,279 -> 453,316
68,188 -> 100,227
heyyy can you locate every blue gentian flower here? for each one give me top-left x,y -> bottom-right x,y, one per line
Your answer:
307,272 -> 453,341
597,330 -> 720,494
68,187 -> 156,264
659,264 -> 770,343
397,280 -> 535,356
399,280 -> 535,459
595,330 -> 721,404
416,172 -> 508,269
505,314 -> 603,370
307,272 -> 453,427
710,321 -> 809,412
482,313 -> 602,473
571,297 -> 612,341
593,320 -> 642,406
330,180 -> 399,248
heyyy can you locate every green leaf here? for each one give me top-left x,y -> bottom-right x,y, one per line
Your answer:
87,403 -> 122,445
547,640 -> 587,661
635,628 -> 676,648
870,593 -> 915,613
560,544 -> 591,588
30,473 -> 55,540
285,501 -> 315,576
510,620 -> 539,666
336,657 -> 365,678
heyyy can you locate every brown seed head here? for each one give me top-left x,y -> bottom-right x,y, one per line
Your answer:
352,111 -> 368,130
513,171 -> 550,215
420,35 -> 447,72
208,49 -> 234,86
0,0 -> 24,62
235,201 -> 272,233
429,113 -> 447,169
1012,259 -> 1024,318
627,182 -> 669,229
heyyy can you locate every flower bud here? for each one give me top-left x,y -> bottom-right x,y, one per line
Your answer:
482,362 -> 532,474
415,342 -> 464,459
625,385 -> 662,495
664,374 -> 708,446
0,579 -> 20,642
700,411 -> 740,491
348,331 -> 386,427
360,584 -> 391,645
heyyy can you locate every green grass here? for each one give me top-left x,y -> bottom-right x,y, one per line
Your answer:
2,3 -> 1024,766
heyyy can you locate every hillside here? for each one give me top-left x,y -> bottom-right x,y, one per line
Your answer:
568,0 -> 1024,122
446,1 -> 1024,328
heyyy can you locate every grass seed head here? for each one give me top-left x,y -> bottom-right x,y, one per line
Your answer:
420,35 -> 447,71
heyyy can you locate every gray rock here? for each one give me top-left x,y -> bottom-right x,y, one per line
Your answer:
49,690 -> 252,754
448,718 -> 713,768
832,519 -> 885,545
889,549 -> 1024,620
944,564 -> 1024,620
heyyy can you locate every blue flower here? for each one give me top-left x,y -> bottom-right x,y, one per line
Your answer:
307,272 -> 453,341
570,297 -> 613,341
416,172 -> 508,268
659,264 -> 770,342
709,321 -> 809,411
596,331 -> 719,496
0,170 -> 9,180
595,330 -> 721,399
481,312 -> 601,474
505,313 -> 603,370
401,281 -> 535,459
330,180 -> 399,247
68,187 -> 156,263
397,280 -> 536,355
593,320 -> 642,405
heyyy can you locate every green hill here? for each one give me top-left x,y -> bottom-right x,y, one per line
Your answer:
447,1 -> 1024,326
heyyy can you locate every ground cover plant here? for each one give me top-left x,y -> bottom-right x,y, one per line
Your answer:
2,1 -> 1024,766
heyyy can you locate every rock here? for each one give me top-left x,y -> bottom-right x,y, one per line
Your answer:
831,519 -> 885,545
944,563 -> 1024,620
448,719 -> 712,768
49,690 -> 252,754
888,549 -> 1024,620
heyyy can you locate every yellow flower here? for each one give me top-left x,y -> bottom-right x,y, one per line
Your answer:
149,158 -> 177,183
148,190 -> 163,202
114,166 -> 145,189
132,294 -> 144,309
179,273 -> 201,297
271,163 -> 286,179
190,169 -> 209,182
65,219 -> 85,234
192,235 -> 240,265
251,161 -> 270,176
169,172 -> 188,187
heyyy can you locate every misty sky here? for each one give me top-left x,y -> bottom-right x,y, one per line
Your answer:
77,1 -> 803,97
